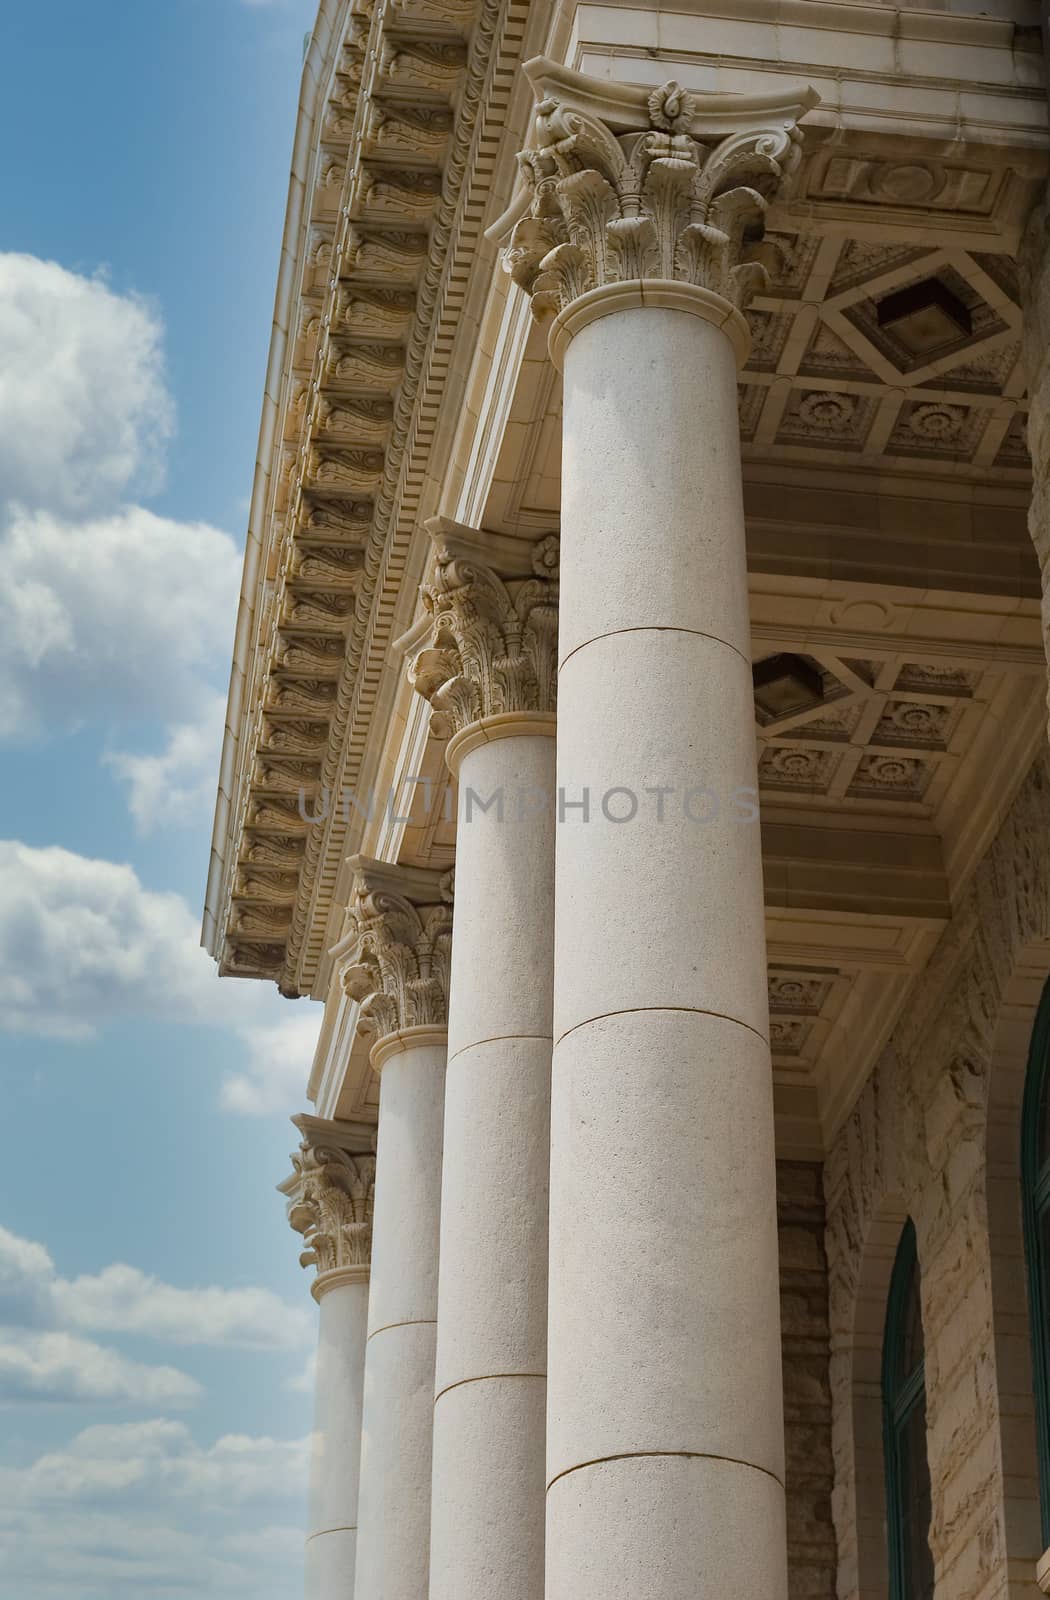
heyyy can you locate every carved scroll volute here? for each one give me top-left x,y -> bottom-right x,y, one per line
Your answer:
501,68 -> 816,324
408,535 -> 559,740
284,1143 -> 376,1279
339,885 -> 453,1040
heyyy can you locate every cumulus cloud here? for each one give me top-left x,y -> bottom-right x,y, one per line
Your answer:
0,1227 -> 310,1353
221,1011 -> 326,1117
0,254 -> 172,514
0,841 -> 322,1108
0,1331 -> 199,1408
0,508 -> 239,737
0,1420 -> 307,1598
105,694 -> 227,835
0,842 -> 231,1038
54,1265 -> 310,1352
0,254 -> 239,834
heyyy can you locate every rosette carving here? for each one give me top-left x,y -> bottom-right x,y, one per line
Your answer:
283,1140 -> 376,1277
501,65 -> 816,323
340,884 -> 453,1040
408,535 -> 559,737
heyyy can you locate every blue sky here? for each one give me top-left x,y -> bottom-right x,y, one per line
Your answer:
0,3 -> 329,1594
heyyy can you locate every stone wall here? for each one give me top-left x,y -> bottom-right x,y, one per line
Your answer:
779,1159 -> 837,1600
824,752 -> 1050,1600
1021,200 -> 1050,740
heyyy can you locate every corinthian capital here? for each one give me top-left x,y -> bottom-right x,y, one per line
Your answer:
407,524 -> 559,739
279,1116 -> 376,1285
495,59 -> 817,327
335,858 -> 453,1041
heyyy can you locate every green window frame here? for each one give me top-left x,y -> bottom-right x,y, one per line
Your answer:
1021,976 -> 1050,1546
882,1218 -> 935,1600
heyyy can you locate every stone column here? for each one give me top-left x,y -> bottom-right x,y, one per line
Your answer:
280,1120 -> 376,1600
498,61 -> 817,1600
407,521 -> 559,1600
336,859 -> 452,1600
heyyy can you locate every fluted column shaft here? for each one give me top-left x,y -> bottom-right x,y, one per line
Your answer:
307,1268 -> 370,1598
428,717 -> 555,1600
354,1026 -> 447,1600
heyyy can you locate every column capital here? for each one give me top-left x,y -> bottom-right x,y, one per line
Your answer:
490,57 -> 817,365
278,1115 -> 376,1297
334,857 -> 454,1045
407,520 -> 559,745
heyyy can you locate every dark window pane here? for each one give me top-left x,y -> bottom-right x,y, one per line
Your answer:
897,1395 -> 935,1600
1039,1206 -> 1050,1403
899,1254 -> 925,1381
1040,1064 -> 1050,1168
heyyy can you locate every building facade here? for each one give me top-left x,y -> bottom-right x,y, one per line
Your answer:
203,1 -> 1050,1595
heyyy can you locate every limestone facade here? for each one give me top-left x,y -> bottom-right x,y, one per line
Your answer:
206,3 -> 1050,1598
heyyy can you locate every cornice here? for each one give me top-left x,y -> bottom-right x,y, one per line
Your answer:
205,0 -> 540,990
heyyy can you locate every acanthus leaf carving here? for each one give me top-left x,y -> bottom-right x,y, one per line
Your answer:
283,1140 -> 376,1277
340,886 -> 453,1039
408,535 -> 559,738
503,67 -> 814,324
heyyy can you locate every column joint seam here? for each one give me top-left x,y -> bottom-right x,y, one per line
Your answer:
559,624 -> 749,674
546,1450 -> 785,1494
434,1372 -> 546,1405
305,1525 -> 357,1543
555,1005 -> 769,1050
448,1032 -> 552,1065
367,1317 -> 437,1341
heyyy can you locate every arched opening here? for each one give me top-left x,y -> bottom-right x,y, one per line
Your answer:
1022,977 -> 1050,1545
882,1219 -> 934,1600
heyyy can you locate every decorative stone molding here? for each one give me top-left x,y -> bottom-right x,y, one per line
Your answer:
205,0 -> 536,991
335,857 -> 453,1043
407,527 -> 559,740
279,1116 -> 376,1290
1020,197 -> 1050,734
494,58 -> 817,335
824,752 -> 1050,1599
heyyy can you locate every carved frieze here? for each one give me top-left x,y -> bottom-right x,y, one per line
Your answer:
363,102 -> 453,161
342,227 -> 429,282
379,38 -> 467,95
214,0 -> 520,985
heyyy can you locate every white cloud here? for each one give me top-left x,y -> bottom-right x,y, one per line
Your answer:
0,507 -> 239,737
0,254 -> 172,514
105,694 -> 227,835
0,842 -> 232,1039
0,841 -> 323,1112
0,254 -> 240,837
0,1420 -> 308,1598
54,1265 -> 310,1352
0,1216 -> 307,1369
0,1331 -> 199,1408
0,1419 -> 307,1502
221,1011 -> 324,1117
